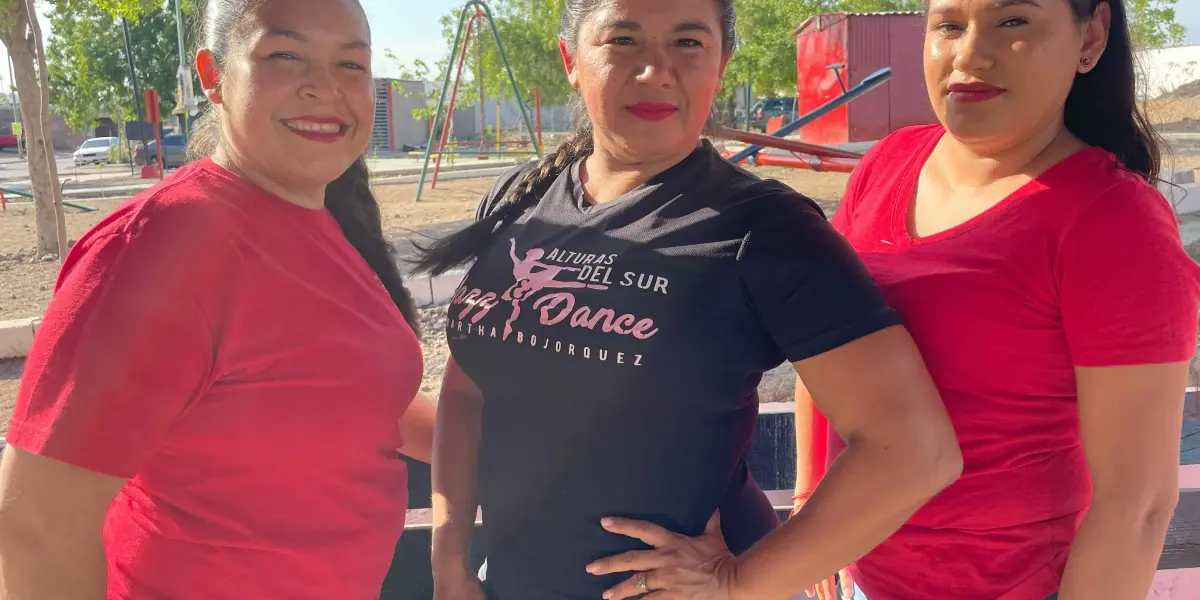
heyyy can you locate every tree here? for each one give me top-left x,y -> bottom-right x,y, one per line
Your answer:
0,0 -> 67,257
47,1 -> 193,132
1125,0 -> 1186,50
390,0 -> 923,125
0,0 -> 181,256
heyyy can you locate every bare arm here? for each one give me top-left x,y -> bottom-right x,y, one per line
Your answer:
1058,363 -> 1187,600
431,358 -> 485,582
398,392 -> 437,464
728,326 -> 962,599
0,447 -> 126,600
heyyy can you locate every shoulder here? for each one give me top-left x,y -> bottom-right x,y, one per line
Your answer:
857,124 -> 944,175
475,159 -> 540,221
61,161 -> 242,288
1058,151 -> 1178,240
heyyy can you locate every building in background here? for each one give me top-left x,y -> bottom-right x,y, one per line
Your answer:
793,12 -> 936,145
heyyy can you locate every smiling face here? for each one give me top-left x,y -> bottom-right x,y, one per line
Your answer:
923,0 -> 1109,150
196,0 -> 374,192
561,0 -> 729,164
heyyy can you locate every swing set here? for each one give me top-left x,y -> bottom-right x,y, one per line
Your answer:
415,0 -> 544,202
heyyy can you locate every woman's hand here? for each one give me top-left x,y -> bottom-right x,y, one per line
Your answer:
586,511 -> 738,600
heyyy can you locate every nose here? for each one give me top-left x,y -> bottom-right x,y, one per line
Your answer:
635,43 -> 677,87
951,25 -> 996,74
298,63 -> 343,101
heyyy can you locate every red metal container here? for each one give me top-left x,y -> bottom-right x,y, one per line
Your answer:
793,12 -> 937,145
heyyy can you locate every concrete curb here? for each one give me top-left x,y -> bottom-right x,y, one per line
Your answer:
374,165 -> 519,187
0,317 -> 38,360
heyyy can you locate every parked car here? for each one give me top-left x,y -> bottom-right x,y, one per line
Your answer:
0,129 -> 20,151
73,136 -> 121,166
749,97 -> 797,132
133,134 -> 188,168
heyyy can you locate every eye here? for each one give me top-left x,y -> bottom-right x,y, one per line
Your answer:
677,38 -> 703,48
269,51 -> 298,60
341,61 -> 366,70
931,21 -> 965,33
1000,17 -> 1029,27
608,36 -> 635,46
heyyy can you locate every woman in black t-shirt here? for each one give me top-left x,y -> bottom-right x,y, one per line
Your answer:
413,1 -> 962,599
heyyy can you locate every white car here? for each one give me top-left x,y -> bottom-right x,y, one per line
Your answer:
73,137 -> 120,166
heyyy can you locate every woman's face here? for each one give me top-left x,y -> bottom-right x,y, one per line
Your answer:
923,0 -> 1109,150
197,0 -> 374,191
562,0 -> 729,164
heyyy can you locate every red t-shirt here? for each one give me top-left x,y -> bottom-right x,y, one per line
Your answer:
826,125 -> 1200,600
6,158 -> 423,600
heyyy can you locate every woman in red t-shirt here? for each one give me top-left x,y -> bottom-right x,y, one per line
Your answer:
0,1 -> 433,598
794,1 -> 1200,599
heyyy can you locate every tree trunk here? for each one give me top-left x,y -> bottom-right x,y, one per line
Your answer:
2,0 -> 65,258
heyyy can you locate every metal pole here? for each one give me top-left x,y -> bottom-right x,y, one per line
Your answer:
7,55 -> 19,159
122,18 -> 149,170
415,2 -> 474,202
174,0 -> 190,142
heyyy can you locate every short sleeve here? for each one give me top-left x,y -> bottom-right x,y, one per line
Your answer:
6,202 -> 218,478
1058,180 -> 1200,367
738,187 -> 901,363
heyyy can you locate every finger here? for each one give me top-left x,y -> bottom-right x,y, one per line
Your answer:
818,576 -> 836,600
704,510 -> 721,536
839,568 -> 855,598
601,517 -> 677,548
601,571 -> 658,600
586,549 -> 671,576
805,587 -> 816,599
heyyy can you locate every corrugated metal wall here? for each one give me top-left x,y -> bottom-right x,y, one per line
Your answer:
796,13 -> 937,144
794,14 -> 850,145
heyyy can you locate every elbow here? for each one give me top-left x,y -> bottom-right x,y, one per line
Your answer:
1091,485 -> 1179,537
916,431 -> 963,496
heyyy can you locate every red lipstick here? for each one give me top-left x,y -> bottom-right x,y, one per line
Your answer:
282,115 -> 349,143
627,102 -> 679,122
947,82 -> 1005,103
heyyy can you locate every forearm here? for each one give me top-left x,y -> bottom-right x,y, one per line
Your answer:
731,438 -> 959,600
1058,500 -> 1175,600
0,523 -> 106,600
430,394 -> 483,575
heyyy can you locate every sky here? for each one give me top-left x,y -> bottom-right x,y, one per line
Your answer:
0,0 -> 1194,94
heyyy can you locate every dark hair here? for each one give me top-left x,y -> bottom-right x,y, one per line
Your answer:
189,0 -> 420,335
412,0 -> 737,277
1065,0 -> 1162,182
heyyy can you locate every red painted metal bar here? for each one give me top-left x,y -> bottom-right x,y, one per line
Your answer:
431,10 -> 480,189
719,126 -> 864,161
752,153 -> 858,173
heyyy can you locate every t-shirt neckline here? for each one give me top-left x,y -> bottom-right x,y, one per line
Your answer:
567,141 -> 714,215
890,129 -> 1105,246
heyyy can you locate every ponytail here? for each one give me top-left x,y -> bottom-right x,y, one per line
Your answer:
1066,0 -> 1161,182
411,100 -> 595,277
325,157 -> 420,336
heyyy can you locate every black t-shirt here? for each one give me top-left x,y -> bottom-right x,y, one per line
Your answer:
446,141 -> 899,599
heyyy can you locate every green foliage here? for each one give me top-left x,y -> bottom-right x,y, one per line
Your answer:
46,0 -> 196,131
1125,0 -> 1186,50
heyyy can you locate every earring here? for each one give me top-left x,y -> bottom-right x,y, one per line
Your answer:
1080,56 -> 1092,67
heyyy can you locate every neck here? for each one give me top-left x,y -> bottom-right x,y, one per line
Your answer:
213,146 -> 326,210
936,117 -> 1083,188
580,140 -> 701,204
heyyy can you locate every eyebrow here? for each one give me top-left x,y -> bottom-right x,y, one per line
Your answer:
598,20 -> 715,35
993,0 -> 1041,8
265,28 -> 370,51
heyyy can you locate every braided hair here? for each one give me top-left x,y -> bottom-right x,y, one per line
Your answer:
411,0 -> 736,277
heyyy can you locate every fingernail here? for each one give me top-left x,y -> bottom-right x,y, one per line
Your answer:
602,592 -> 612,600
586,563 -> 597,573
601,517 -> 614,527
